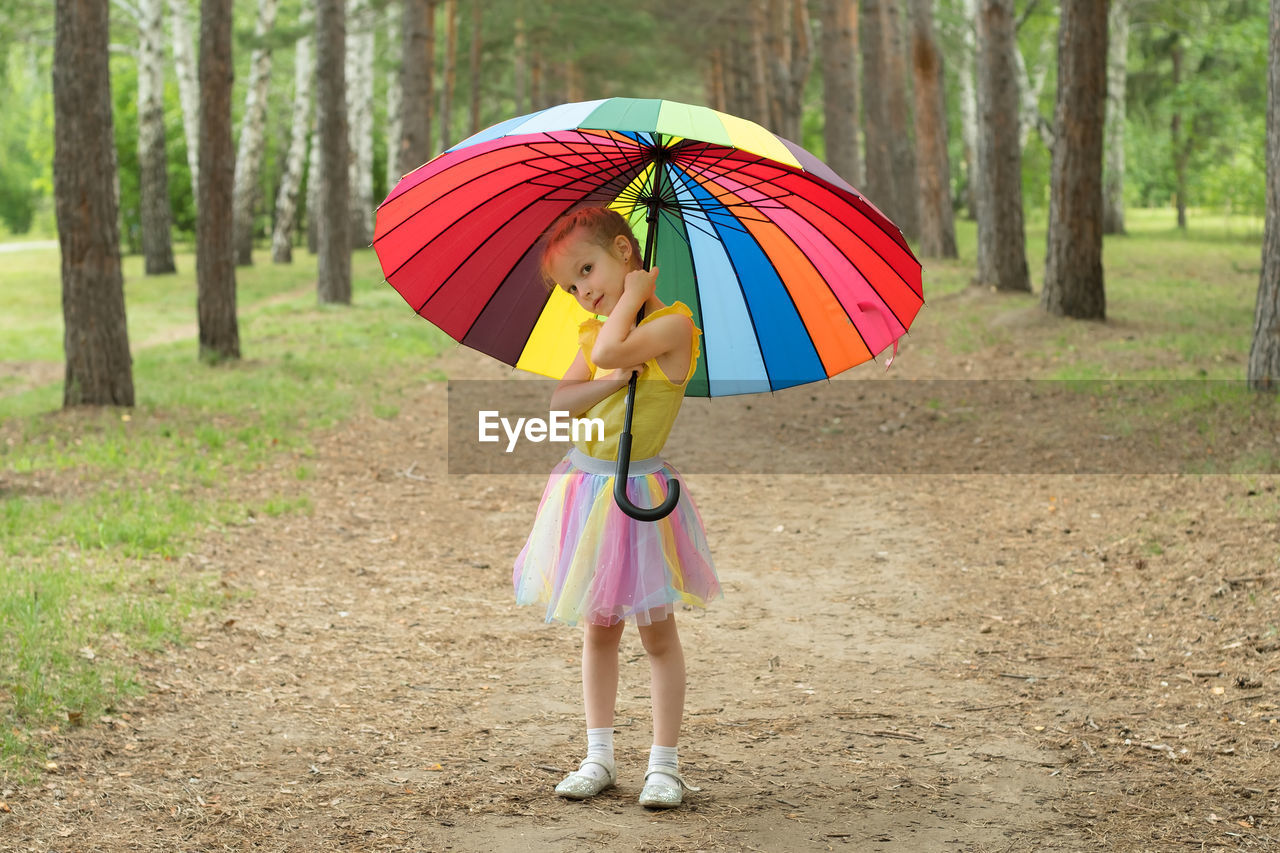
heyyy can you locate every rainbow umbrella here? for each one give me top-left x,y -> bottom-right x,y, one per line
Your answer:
374,97 -> 923,518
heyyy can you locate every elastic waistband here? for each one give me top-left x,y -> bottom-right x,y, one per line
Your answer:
567,446 -> 666,477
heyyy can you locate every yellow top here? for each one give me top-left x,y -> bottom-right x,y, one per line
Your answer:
573,302 -> 701,461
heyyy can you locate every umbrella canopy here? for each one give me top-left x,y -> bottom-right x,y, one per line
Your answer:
373,97 -> 923,398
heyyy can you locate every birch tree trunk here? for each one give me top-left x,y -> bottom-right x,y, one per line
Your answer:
1014,35 -> 1053,152
347,0 -> 375,247
910,0 -> 957,258
197,0 -> 240,360
272,7 -> 313,264
1042,0 -> 1107,319
821,0 -> 862,187
1102,0 -> 1129,235
137,0 -> 176,274
385,3 -> 403,191
468,0 -> 481,135
316,0 -> 351,304
975,0 -> 1029,291
306,118 -> 320,253
168,0 -> 200,197
439,0 -> 458,151
398,0 -> 435,176
231,0 -> 279,266
1248,0 -> 1280,392
861,0 -> 918,241
56,0 -> 134,407
958,0 -> 979,218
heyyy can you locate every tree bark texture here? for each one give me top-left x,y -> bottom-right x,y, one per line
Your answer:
306,117 -> 320,253
1042,0 -> 1107,319
440,0 -> 458,151
398,0 -> 435,176
316,0 -> 352,304
272,6 -> 314,264
1249,0 -> 1280,391
860,0 -> 919,241
232,0 -> 280,266
820,0 -> 862,188
1102,0 -> 1129,235
386,2 -> 404,191
168,0 -> 201,197
749,1 -> 771,127
137,0 -> 176,274
55,0 -> 134,407
958,0 -> 979,219
347,0 -> 375,247
763,0 -> 812,142
197,0 -> 240,360
975,0 -> 1029,291
910,0 -> 957,259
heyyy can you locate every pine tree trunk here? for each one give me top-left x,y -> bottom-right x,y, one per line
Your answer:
137,0 -> 176,274
1249,0 -> 1280,392
513,11 -> 527,115
197,0 -> 240,360
168,0 -> 201,198
958,0 -> 979,219
861,0 -> 919,241
347,0 -> 375,247
1042,0 -> 1107,319
385,3 -> 404,189
911,0 -> 957,259
316,0 -> 351,304
55,0 -> 134,407
1172,36 -> 1188,230
440,0 -> 458,151
975,0 -> 1029,291
820,0 -> 861,188
272,5 -> 314,265
468,0 -> 481,135
1102,0 -> 1129,235
231,0 -> 279,267
749,0 -> 771,127
398,0 -> 435,176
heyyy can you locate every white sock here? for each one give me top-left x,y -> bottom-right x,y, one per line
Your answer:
647,744 -> 679,787
579,727 -> 614,780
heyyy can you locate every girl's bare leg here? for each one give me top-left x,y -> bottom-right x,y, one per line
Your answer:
637,615 -> 685,746
583,620 -> 625,728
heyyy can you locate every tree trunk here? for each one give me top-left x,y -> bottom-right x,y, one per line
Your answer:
306,117 -> 319,253
232,0 -> 280,267
1171,34 -> 1188,230
749,0 -> 771,126
860,0 -> 918,241
316,0 -> 351,304
168,0 -> 200,197
1102,0 -> 1129,235
55,0 -> 134,407
398,0 -> 435,176
1014,33 -> 1052,151
468,0 -> 481,135
1042,0 -> 1107,319
440,0 -> 458,151
763,0 -> 811,142
137,0 -> 176,274
513,11 -> 527,115
975,0 -> 1029,292
958,0 -> 979,219
347,0 -> 375,247
272,5 -> 314,265
910,0 -> 957,259
1249,0 -> 1280,392
820,0 -> 862,188
197,0 -> 239,360
386,2 -> 404,189
707,45 -> 727,112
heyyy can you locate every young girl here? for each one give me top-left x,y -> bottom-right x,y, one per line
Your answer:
512,207 -> 720,809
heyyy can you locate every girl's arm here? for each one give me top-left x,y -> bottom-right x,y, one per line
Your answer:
550,350 -> 646,418
591,267 -> 691,372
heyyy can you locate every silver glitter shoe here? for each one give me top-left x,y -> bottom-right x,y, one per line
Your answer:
638,767 -> 699,809
554,758 -> 616,800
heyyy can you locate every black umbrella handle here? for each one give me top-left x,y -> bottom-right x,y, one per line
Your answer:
612,370 -> 680,522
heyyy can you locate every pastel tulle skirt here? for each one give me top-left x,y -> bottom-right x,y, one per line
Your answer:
513,448 -> 720,627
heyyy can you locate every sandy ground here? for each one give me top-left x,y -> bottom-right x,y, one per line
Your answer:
3,302 -> 1279,852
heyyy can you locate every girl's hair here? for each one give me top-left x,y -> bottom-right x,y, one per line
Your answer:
539,207 -> 642,288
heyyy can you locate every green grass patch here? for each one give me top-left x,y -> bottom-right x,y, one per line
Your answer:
1,246 -> 448,778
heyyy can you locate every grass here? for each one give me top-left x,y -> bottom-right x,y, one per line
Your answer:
1,246 -> 449,778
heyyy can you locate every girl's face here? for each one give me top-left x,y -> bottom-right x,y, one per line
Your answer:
547,229 -> 632,317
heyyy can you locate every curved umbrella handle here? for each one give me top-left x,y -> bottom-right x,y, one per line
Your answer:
613,371 -> 680,522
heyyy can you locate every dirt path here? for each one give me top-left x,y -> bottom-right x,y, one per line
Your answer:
4,342 -> 1279,852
